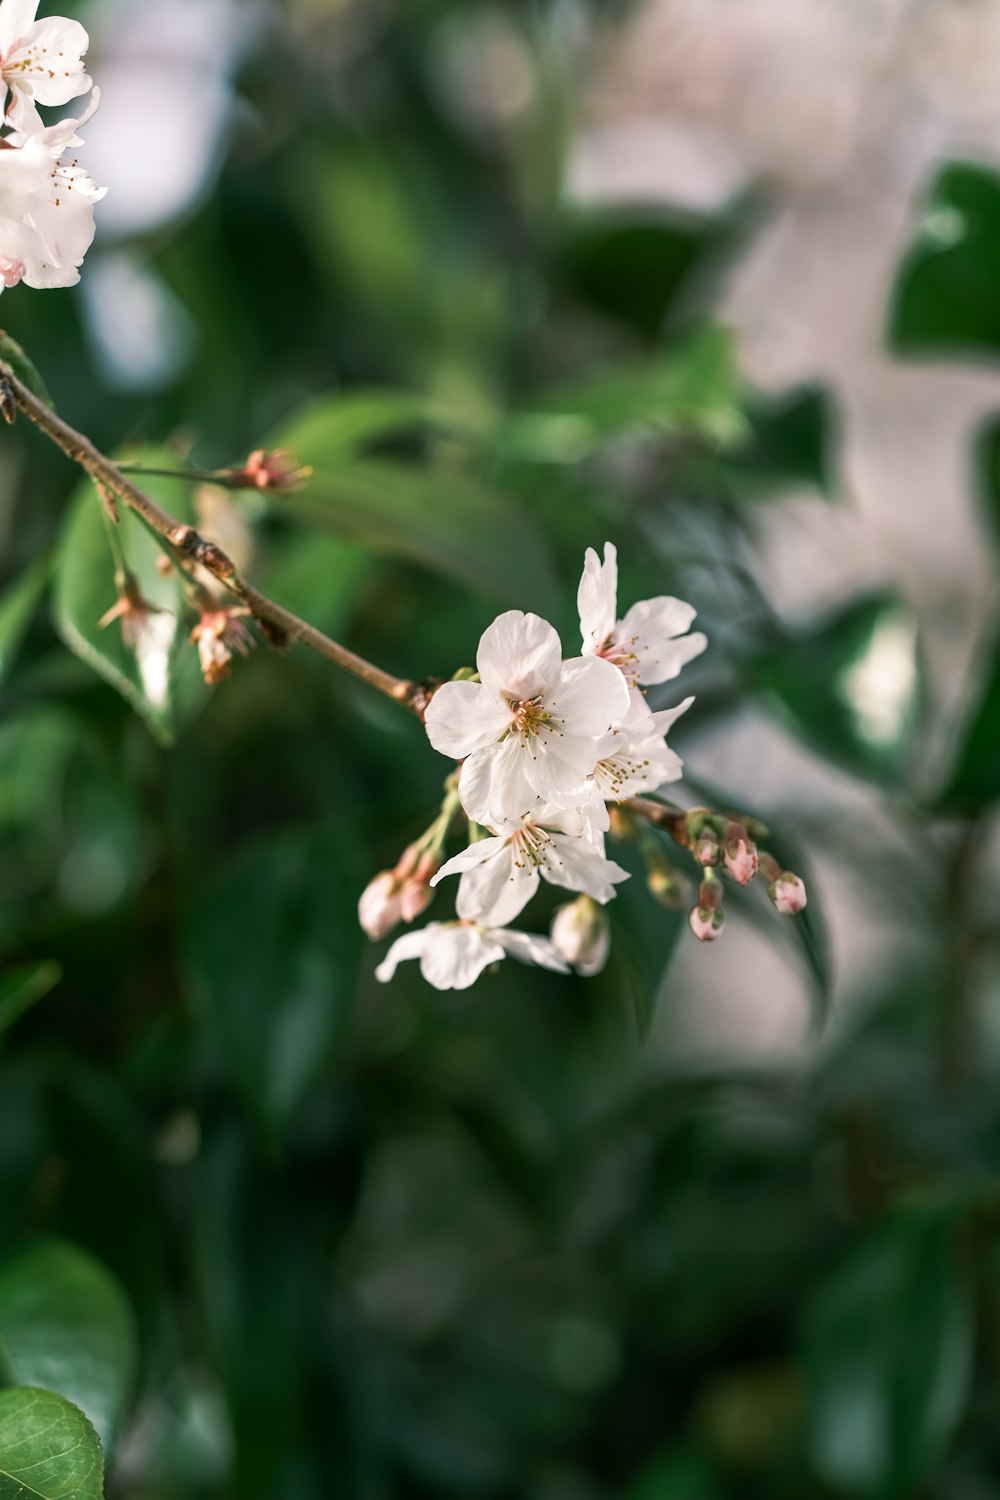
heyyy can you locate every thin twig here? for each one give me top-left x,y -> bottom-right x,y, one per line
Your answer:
2,362 -> 432,718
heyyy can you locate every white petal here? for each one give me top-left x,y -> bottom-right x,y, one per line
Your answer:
476,610 -> 561,699
431,836 -> 509,887
459,737 -> 534,825
577,541 -> 618,652
424,680 -> 512,759
550,655 -> 631,736
523,729 -> 598,806
374,928 -> 429,983
420,924 -> 504,989
543,833 -> 629,902
456,845 -> 537,926
495,929 -> 570,974
5,16 -> 91,109
618,597 -> 707,685
0,0 -> 39,53
650,695 -> 695,737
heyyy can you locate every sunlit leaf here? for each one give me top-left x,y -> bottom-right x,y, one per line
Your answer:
0,1240 -> 136,1451
888,161 -> 1000,356
505,326 -> 747,463
0,1387 -> 104,1500
51,454 -> 200,745
749,594 -> 921,787
0,962 -> 60,1043
0,330 -> 54,409
804,1208 -> 971,1497
269,389 -> 480,462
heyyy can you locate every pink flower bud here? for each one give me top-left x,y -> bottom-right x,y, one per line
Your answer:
768,872 -> 807,915
551,896 -> 610,976
694,831 -> 721,866
689,904 -> 725,942
358,870 -> 404,941
723,824 -> 759,886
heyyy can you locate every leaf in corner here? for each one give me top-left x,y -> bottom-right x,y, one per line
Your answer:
0,1386 -> 104,1500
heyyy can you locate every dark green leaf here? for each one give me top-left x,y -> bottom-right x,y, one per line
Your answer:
804,1209 -> 971,1497
51,454 -> 199,745
938,622 -> 1000,809
0,555 -> 50,687
0,962 -> 60,1043
180,827 -> 363,1140
0,332 -> 54,409
263,426 -> 560,608
0,1387 -> 104,1500
888,162 -> 1000,356
723,384 -> 837,500
601,834 -> 685,1038
0,1240 -> 136,1451
269,389 -> 480,462
971,411 -> 1000,554
749,594 -> 921,787
505,326 -> 747,463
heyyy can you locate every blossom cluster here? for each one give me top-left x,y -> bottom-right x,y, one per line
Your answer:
365,542 -> 709,989
0,0 -> 104,293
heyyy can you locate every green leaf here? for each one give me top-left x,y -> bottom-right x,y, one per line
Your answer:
0,1387 -> 104,1500
749,594 -> 921,787
270,389 -> 479,463
180,827 -> 363,1140
505,326 -> 747,463
264,415 -> 560,608
937,622 -> 1000,809
0,1240 -> 136,1452
804,1208 -> 971,1497
888,162 -> 1000,357
600,835 -> 685,1038
722,384 -> 837,500
51,454 -> 198,745
0,555 -> 50,687
0,331 -> 54,409
552,208 -> 735,340
0,962 -> 60,1043
971,411 -> 1000,554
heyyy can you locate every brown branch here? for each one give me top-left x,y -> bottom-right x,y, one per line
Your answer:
624,796 -> 690,844
2,362 -> 430,717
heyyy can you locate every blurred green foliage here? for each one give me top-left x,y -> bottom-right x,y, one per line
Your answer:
0,2 -> 997,1498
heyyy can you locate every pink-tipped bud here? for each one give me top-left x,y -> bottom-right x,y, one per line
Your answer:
551,896 -> 610,976
768,871 -> 807,916
723,823 -> 759,886
235,448 -> 311,492
358,870 -> 404,941
399,849 -> 441,923
689,904 -> 725,942
694,831 -> 721,866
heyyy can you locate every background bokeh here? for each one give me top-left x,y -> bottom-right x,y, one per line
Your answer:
1,1 -> 999,1496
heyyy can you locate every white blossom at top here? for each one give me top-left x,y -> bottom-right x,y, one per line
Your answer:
424,609 -> 630,825
375,920 -> 570,990
430,800 -> 628,928
0,0 -> 92,135
578,541 -> 706,697
0,88 -> 105,290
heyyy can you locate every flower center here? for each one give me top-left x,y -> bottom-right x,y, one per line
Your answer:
509,695 -> 552,740
596,635 -> 639,682
511,821 -> 552,870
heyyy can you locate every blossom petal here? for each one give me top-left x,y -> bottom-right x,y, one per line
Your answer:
431,836 -> 509,887
651,695 -> 695,737
459,738 -> 534,825
5,16 -> 91,106
577,541 -> 618,652
544,833 -> 629,902
618,597 -> 707,685
476,610 -> 561,699
456,844 -> 537,926
420,924 -> 504,989
523,729 -> 597,806
0,0 -> 39,54
550,654 -> 631,736
374,929 -> 429,983
424,680 -> 512,759
495,929 -> 570,974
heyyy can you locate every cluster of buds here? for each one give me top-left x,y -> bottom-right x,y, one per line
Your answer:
357,781 -> 462,943
677,810 -> 806,942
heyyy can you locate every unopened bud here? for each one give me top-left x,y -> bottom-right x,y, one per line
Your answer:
358,870 -> 403,941
689,904 -> 725,942
551,896 -> 610,976
694,831 -> 721,866
646,865 -> 687,910
723,823 -> 759,886
768,871 -> 807,916
399,849 -> 441,922
236,448 -> 311,491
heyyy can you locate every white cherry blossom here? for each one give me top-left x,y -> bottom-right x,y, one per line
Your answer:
424,609 -> 630,824
430,801 -> 628,927
0,0 -> 92,135
578,541 -> 706,696
375,920 -> 569,990
0,89 -> 105,291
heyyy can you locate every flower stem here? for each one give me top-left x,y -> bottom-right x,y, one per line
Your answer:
1,358 -> 433,718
